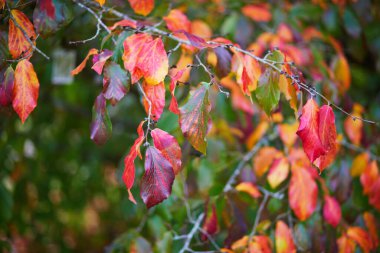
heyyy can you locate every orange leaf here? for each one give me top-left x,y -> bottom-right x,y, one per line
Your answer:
71,48 -> 99,76
128,0 -> 154,16
351,153 -> 370,177
94,0 -> 105,6
235,182 -> 262,198
323,196 -> 341,227
12,60 -> 39,123
275,221 -> 296,253
296,98 -> 326,163
109,19 -> 137,31
360,161 -> 378,195
363,212 -> 379,248
0,0 -> 4,9
8,10 -> 37,59
123,120 -> 145,204
279,121 -> 299,148
253,147 -> 282,177
242,4 -> 272,22
347,227 -> 373,253
344,105 -> 363,145
163,9 -> 191,33
246,121 -> 269,149
288,166 -> 317,221
267,158 -> 289,189
369,177 -> 380,211
142,81 -> 165,121
123,33 -> 168,85
151,128 -> 182,175
337,233 -> 356,253
332,54 -> 351,94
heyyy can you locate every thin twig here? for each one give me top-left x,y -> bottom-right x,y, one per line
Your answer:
339,139 -> 380,162
137,82 -> 152,145
179,213 -> 205,253
248,193 -> 269,252
69,12 -> 103,44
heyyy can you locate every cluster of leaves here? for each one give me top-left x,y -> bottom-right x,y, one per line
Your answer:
1,0 -> 380,252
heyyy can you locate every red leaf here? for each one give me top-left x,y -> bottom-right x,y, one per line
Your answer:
128,0 -> 154,16
8,10 -> 37,59
109,19 -> 137,30
368,177 -> 380,211
142,81 -> 165,121
360,161 -> 378,195
151,128 -> 182,175
90,94 -> 112,145
201,203 -> 218,241
123,121 -> 145,204
92,49 -> 113,75
242,4 -> 272,22
102,62 -> 129,105
122,33 -> 168,85
38,0 -> 55,18
275,221 -> 296,253
140,146 -> 175,208
323,196 -> 341,227
347,227 -> 373,253
12,60 -> 39,123
337,233 -> 356,253
169,68 -> 185,114
179,82 -> 211,154
288,166 -> 317,221
313,105 -> 337,171
71,48 -> 99,75
0,66 -> 15,107
363,212 -> 379,248
296,98 -> 326,163
163,9 -> 191,33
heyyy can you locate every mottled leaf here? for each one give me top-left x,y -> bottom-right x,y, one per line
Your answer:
12,60 -> 39,123
92,49 -> 113,75
9,10 -> 36,59
179,82 -> 211,154
90,94 -> 112,145
140,146 -> 175,208
254,68 -> 280,115
0,66 -> 14,106
151,128 -> 182,175
142,81 -> 165,121
102,62 -> 129,105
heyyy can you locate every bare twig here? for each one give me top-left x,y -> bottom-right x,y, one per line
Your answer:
137,82 -> 152,146
179,213 -> 205,253
69,12 -> 103,44
339,139 -> 380,162
248,193 -> 269,252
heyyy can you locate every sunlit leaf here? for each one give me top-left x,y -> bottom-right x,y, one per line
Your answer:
128,0 -> 154,16
275,221 -> 296,253
142,81 -> 165,121
267,158 -> 289,189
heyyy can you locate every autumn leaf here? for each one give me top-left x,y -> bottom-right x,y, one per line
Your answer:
278,121 -> 298,148
123,121 -> 145,204
351,153 -> 370,177
288,166 -> 317,221
347,227 -> 373,253
102,62 -> 129,106
235,182 -> 261,198
0,0 -> 4,9
313,105 -> 337,172
360,161 -> 378,195
267,158 -> 289,189
254,68 -> 280,115
109,19 -> 137,31
201,203 -> 218,241
140,146 -> 175,208
323,196 -> 341,227
214,47 -> 232,78
71,48 -> 99,76
332,54 -> 351,94
128,0 -> 154,16
151,128 -> 182,175
275,221 -> 296,253
122,33 -> 168,85
94,0 -> 105,6
254,147 -> 282,177
344,104 -> 363,145
337,234 -> 356,253
9,10 -> 37,59
163,9 -> 191,34
90,94 -> 112,145
142,81 -> 165,121
169,68 -> 185,114
179,82 -> 211,154
241,55 -> 261,94
92,50 -> 113,75
13,59 -> 39,123
369,178 -> 380,211
363,212 -> 379,248
296,98 -> 326,163
0,66 -> 14,107
242,4 -> 272,22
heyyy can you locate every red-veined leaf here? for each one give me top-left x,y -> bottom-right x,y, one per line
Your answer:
92,49 -> 113,75
323,196 -> 341,227
288,166 -> 317,221
128,0 -> 154,16
90,94 -> 112,145
151,128 -> 182,174
71,48 -> 99,75
0,66 -> 14,107
140,146 -> 175,208
123,121 -> 145,204
296,98 -> 326,162
142,81 -> 165,121
9,10 -> 37,59
179,82 -> 211,154
275,221 -> 296,253
102,62 -> 129,106
12,59 -> 39,123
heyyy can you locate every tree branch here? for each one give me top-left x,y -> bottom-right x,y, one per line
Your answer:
179,213 -> 205,253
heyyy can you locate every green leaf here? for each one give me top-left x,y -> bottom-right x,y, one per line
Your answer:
266,49 -> 285,69
254,69 -> 280,115
179,82 -> 211,154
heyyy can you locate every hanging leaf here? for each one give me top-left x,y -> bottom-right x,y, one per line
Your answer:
92,49 -> 113,75
179,82 -> 211,154
169,68 -> 185,114
71,48 -> 99,75
9,10 -> 37,59
323,196 -> 341,227
151,128 -> 182,175
201,203 -> 218,241
12,59 -> 39,123
288,166 -> 317,221
90,94 -> 112,145
343,104 -> 363,145
123,121 -> 145,204
0,66 -> 14,107
33,0 -> 73,37
140,146 -> 175,208
122,33 -> 168,85
102,62 -> 129,106
296,98 -> 326,163
275,221 -> 296,253
128,0 -> 154,16
142,81 -> 165,121
331,54 -> 351,94
254,68 -> 280,115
